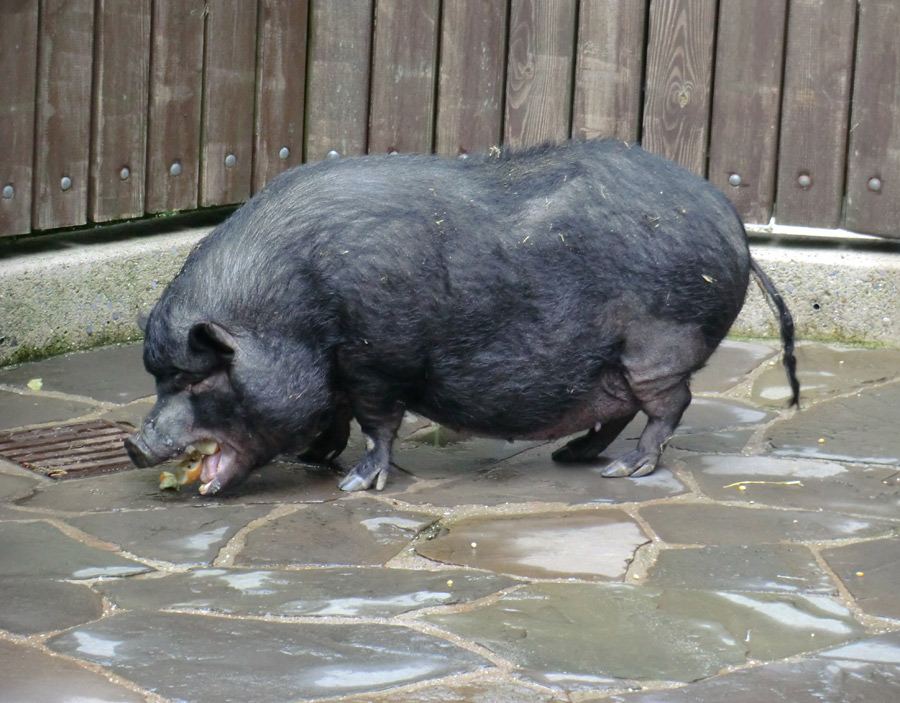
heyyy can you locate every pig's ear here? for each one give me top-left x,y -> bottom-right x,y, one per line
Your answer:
189,321 -> 236,361
136,307 -> 153,332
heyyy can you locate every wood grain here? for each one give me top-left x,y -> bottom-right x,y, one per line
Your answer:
253,0 -> 309,192
200,0 -> 258,206
642,0 -> 717,176
844,0 -> 900,237
368,0 -> 440,154
0,0 -> 39,236
90,0 -> 151,222
145,1 -> 205,214
434,0 -> 508,156
572,0 -> 647,142
305,1 -> 375,160
708,0 -> 787,223
775,0 -> 856,228
504,0 -> 578,147
32,0 -> 95,230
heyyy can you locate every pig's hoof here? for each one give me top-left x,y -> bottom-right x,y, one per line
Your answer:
339,464 -> 389,492
601,450 -> 658,478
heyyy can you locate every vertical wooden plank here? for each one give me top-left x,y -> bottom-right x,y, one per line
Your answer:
845,0 -> 900,238
201,0 -> 258,207
708,0 -> 787,224
32,0 -> 95,230
572,0 -> 647,142
306,1 -> 374,160
253,0 -> 309,193
145,1 -> 205,214
642,0 -> 717,176
775,0 -> 856,228
90,0 -> 151,223
505,0 -> 578,147
368,0 -> 440,154
0,0 -> 38,236
434,0 -> 508,156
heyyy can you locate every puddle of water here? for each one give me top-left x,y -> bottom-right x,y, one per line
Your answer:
417,511 -> 649,579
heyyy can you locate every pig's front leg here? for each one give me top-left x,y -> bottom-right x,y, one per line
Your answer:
338,405 -> 404,492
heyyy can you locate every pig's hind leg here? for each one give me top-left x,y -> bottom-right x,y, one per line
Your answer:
551,412 -> 637,462
601,322 -> 711,478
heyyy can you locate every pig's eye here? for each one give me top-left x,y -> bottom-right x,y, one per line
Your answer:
172,370 -> 206,390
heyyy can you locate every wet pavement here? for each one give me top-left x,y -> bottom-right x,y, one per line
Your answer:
0,339 -> 899,702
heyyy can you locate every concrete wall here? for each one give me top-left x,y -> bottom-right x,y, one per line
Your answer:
1,224 -> 898,367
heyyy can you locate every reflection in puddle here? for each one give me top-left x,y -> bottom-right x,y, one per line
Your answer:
73,631 -> 122,659
716,593 -> 856,635
509,522 -> 648,578
313,661 -> 442,689
288,590 -> 452,616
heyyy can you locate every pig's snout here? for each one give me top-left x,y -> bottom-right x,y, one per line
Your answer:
124,433 -> 158,468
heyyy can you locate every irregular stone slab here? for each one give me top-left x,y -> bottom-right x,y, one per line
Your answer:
0,521 -> 150,579
0,389 -> 98,430
401,438 -> 685,508
640,503 -> 894,545
657,589 -> 863,661
0,578 -> 103,635
0,342 -> 151,403
768,381 -> 900,464
821,538 -> 900,619
691,340 -> 778,393
683,454 -> 900,519
647,544 -> 836,594
0,639 -> 146,703
392,433 -> 548,480
17,459 -> 345,513
752,344 -> 900,406
237,498 -> 436,567
48,611 -> 489,702
607,658 -> 900,702
96,566 -> 516,618
67,505 -> 271,565
426,583 -> 748,685
0,468 -> 40,500
667,429 -> 754,454
417,511 -> 649,580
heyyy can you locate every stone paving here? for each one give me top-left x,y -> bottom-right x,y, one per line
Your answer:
0,339 -> 899,702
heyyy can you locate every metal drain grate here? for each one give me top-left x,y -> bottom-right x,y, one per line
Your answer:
0,420 -> 136,480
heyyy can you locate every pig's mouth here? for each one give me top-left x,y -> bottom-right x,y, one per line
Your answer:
162,439 -> 240,495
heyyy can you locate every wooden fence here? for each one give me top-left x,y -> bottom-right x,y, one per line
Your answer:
1,0 -> 898,239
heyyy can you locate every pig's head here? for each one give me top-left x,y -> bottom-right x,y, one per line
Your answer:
125,302 -> 337,495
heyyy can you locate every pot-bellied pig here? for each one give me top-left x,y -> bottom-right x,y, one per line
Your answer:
125,140 -> 799,495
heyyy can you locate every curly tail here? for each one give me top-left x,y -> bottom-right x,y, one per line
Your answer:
750,258 -> 800,407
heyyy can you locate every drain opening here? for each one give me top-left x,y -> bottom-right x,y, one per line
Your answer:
0,420 -> 136,480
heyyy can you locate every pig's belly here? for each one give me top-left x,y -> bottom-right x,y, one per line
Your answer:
410,367 -> 638,441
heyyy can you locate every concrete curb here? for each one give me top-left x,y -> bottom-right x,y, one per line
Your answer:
1,223 -> 898,366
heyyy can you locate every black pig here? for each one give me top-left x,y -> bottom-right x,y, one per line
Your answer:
125,140 -> 799,495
